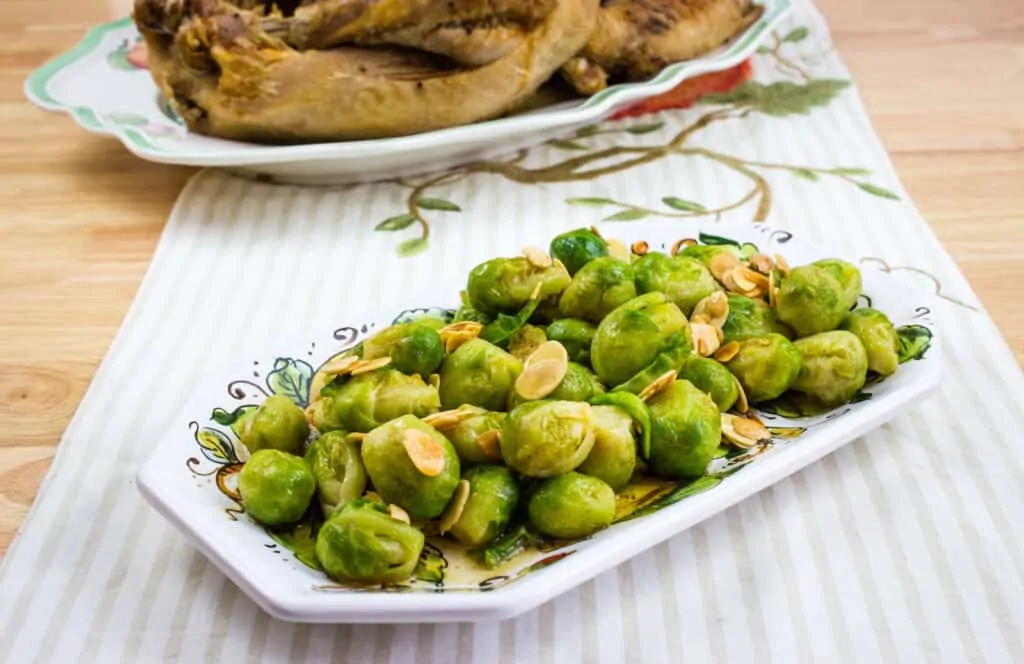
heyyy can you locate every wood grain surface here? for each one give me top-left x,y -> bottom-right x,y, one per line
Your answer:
0,0 -> 1021,557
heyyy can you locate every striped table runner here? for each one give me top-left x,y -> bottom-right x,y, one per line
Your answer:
2,1 -> 1022,661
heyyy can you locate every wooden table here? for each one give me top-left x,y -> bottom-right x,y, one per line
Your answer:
0,0 -> 1021,557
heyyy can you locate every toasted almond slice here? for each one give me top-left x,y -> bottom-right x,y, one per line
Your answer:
235,441 -> 251,463
606,238 -> 631,263
691,322 -> 722,357
639,369 -> 677,402
349,357 -> 393,376
530,281 -> 544,301
774,253 -> 791,274
709,252 -> 741,282
691,291 -> 729,330
423,406 -> 480,431
476,429 -> 503,461
319,354 -> 359,377
515,358 -> 568,400
389,504 -> 411,525
346,432 -> 366,443
721,413 -> 770,449
439,479 -> 471,534
402,429 -> 446,477
714,341 -> 740,363
524,340 -> 568,369
670,238 -> 697,257
733,374 -> 750,414
631,240 -> 650,256
733,266 -> 769,292
768,270 -> 778,308
440,321 -> 484,335
749,252 -> 773,274
304,402 -> 322,428
523,246 -> 553,268
440,321 -> 483,354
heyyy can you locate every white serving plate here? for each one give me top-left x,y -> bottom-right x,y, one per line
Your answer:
137,222 -> 941,624
26,1 -> 790,184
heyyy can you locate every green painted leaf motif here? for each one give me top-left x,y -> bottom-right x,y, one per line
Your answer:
375,213 -> 416,231
857,183 -> 901,200
702,80 -> 850,117
756,46 -> 772,55
626,122 -> 664,135
850,390 -> 874,404
413,543 -> 448,586
783,27 -> 810,43
397,237 -> 429,257
623,475 -> 722,522
267,358 -> 313,406
267,507 -> 324,571
548,140 -> 589,151
416,197 -> 461,212
576,125 -> 600,137
104,111 -> 149,126
662,196 -> 706,212
698,232 -> 740,247
211,405 -> 258,436
566,197 -> 616,207
603,209 -> 649,222
831,167 -> 872,176
739,242 -> 759,259
896,324 -> 933,363
793,168 -> 820,181
106,43 -> 136,71
196,427 -> 237,464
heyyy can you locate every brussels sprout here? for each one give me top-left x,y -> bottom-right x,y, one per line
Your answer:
792,330 -> 869,406
721,296 -> 794,342
447,408 -> 506,466
611,331 -> 691,396
633,253 -> 720,315
591,293 -> 689,386
500,401 -> 595,477
549,228 -> 608,275
840,308 -> 899,376
438,338 -> 523,411
512,362 -> 605,408
508,324 -> 548,362
448,466 -> 521,548
647,380 -> 721,479
777,260 -> 861,337
237,394 -> 310,455
527,472 -> 615,539
452,303 -> 493,325
238,449 -> 315,525
312,369 -> 440,433
725,334 -> 803,403
576,405 -> 637,490
363,322 -> 444,376
558,257 -> 637,323
590,391 -> 651,460
466,256 -> 571,316
361,415 -> 461,520
545,318 -> 596,364
314,499 -> 425,585
679,356 -> 739,412
677,244 -> 736,268
304,431 -> 368,516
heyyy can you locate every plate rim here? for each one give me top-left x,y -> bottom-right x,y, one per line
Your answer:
135,221 -> 943,623
25,0 -> 793,166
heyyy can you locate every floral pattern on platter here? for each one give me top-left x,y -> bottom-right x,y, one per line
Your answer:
184,230 -> 934,594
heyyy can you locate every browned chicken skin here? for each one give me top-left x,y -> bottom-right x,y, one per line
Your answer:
563,0 -> 764,94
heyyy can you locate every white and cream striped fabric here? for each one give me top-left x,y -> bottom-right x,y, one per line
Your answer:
2,1 -> 1022,661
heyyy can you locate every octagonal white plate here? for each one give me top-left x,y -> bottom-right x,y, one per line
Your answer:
137,222 -> 941,623
25,1 -> 790,184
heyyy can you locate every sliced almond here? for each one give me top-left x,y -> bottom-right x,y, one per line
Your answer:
476,429 -> 503,461
524,340 -> 568,369
631,240 -> 650,256
350,356 -> 392,376
515,358 -> 568,400
346,432 -> 366,443
721,413 -> 771,449
319,354 -> 359,377
401,429 -> 446,477
304,402 -> 322,428
438,479 -> 471,535
691,291 -> 729,330
748,252 -> 773,274
639,369 -> 677,402
714,341 -> 740,363
523,246 -> 553,268
389,504 -> 411,525
768,270 -> 778,308
423,405 -> 481,431
606,238 -> 631,263
670,238 -> 697,257
440,321 -> 483,354
691,322 -> 722,357
709,252 -> 741,282
235,441 -> 251,463
774,253 -> 791,274
733,265 -> 769,293
733,374 -> 750,414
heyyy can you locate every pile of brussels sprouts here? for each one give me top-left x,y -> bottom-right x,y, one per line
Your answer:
232,228 -> 902,587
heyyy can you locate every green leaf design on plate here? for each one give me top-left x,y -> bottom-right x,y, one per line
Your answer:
413,543 -> 448,585
576,125 -> 600,137
211,405 -> 258,437
548,140 -> 589,151
267,358 -> 313,406
756,46 -> 772,55
617,475 -> 722,523
267,507 -> 324,571
626,122 -> 664,135
793,168 -> 820,181
416,198 -> 461,212
739,242 -> 759,258
896,324 -> 933,363
662,197 -> 706,212
702,80 -> 850,117
603,209 -> 649,222
397,237 -> 429,257
566,197 -> 616,207
375,213 -> 416,231
783,27 -> 810,43
698,232 -> 740,247
104,111 -> 149,126
857,183 -> 901,200
196,427 -> 237,464
832,167 -> 872,176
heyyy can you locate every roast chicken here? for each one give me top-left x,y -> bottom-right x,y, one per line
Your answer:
132,0 -> 761,144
